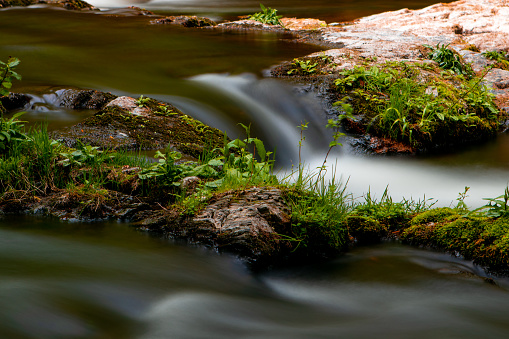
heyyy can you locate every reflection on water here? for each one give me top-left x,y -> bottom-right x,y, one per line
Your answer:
88,0 -> 454,22
1,216 -> 509,338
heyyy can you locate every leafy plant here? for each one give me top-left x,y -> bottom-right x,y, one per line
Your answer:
424,43 -> 470,76
135,95 -> 151,108
287,59 -> 318,75
0,111 -> 28,152
454,186 -> 470,212
249,4 -> 283,26
333,62 -> 500,147
472,186 -> 509,218
58,142 -> 114,168
482,50 -> 509,70
483,50 -> 509,61
207,124 -> 277,189
138,149 -> 185,186
0,57 -> 21,97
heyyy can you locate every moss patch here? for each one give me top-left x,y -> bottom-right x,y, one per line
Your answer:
51,99 -> 226,159
402,209 -> 509,273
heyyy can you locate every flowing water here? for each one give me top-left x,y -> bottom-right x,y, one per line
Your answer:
2,2 -> 509,338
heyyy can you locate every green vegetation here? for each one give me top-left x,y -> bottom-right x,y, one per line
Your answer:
282,170 -> 351,255
249,4 -> 283,26
2,57 -> 509,272
482,50 -> 509,71
424,43 -> 472,76
402,208 -> 509,272
333,62 -> 502,150
287,59 -> 318,75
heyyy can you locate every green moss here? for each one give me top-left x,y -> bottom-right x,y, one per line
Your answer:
63,100 -> 225,157
346,215 -> 388,244
464,44 -> 480,53
410,207 -> 460,225
403,210 -> 509,272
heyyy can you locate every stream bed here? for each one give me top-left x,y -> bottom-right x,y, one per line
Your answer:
1,2 -> 509,338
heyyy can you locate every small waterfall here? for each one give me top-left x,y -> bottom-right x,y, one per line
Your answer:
152,73 -> 333,165
149,73 -> 509,207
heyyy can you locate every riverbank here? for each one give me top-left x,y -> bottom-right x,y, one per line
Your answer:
1,0 -> 509,274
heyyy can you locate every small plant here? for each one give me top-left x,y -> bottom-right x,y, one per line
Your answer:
249,4 -> 283,26
0,57 -> 21,97
58,142 -> 113,168
155,104 -> 175,116
482,50 -> 509,70
206,124 -> 277,189
424,43 -> 470,76
0,111 -> 28,152
454,186 -> 470,212
483,50 -> 509,61
138,149 -> 185,186
287,59 -> 318,75
332,62 -> 500,148
472,186 -> 509,218
135,95 -> 151,108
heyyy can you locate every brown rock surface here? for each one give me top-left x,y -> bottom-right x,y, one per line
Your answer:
136,187 -> 294,265
321,0 -> 509,58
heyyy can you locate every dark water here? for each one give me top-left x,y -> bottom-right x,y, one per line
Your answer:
1,2 -> 509,338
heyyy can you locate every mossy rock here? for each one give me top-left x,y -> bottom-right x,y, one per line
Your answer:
151,16 -> 217,27
51,97 -> 226,160
402,208 -> 509,273
410,207 -> 461,225
0,0 -> 95,9
332,61 -> 507,153
346,215 -> 389,244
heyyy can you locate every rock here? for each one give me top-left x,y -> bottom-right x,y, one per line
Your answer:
217,19 -> 284,31
151,16 -> 216,27
106,96 -> 150,116
0,0 -> 96,10
57,89 -> 117,109
135,187 -> 294,266
268,0 -> 509,155
181,176 -> 201,195
0,93 -> 31,111
50,93 -> 226,158
319,0 -> 509,57
280,18 -> 327,30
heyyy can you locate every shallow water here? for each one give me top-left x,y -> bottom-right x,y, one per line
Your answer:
2,2 -> 509,338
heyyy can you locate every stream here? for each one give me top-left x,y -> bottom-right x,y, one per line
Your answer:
1,1 -> 509,338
